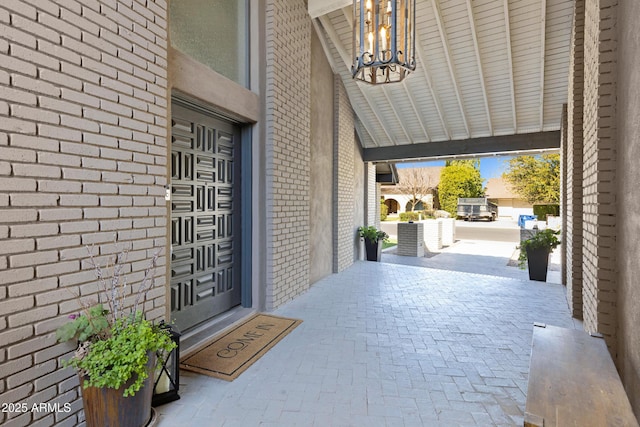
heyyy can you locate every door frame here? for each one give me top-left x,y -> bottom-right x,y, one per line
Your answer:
168,95 -> 253,331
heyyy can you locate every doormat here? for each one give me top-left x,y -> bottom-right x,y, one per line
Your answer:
180,313 -> 302,381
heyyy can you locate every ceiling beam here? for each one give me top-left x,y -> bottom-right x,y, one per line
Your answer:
466,0 -> 492,135
316,15 -> 390,146
311,19 -> 338,74
431,0 -> 470,137
381,86 -> 413,143
317,15 -> 351,85
314,17 -> 384,149
309,0 -> 350,19
354,118 -> 377,149
412,38 -> 450,140
401,81 -> 431,142
363,131 -> 561,162
539,0 -> 547,130
503,0 -> 517,132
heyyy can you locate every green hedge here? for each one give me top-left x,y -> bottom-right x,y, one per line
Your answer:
380,203 -> 388,221
399,210 -> 433,222
533,204 -> 560,221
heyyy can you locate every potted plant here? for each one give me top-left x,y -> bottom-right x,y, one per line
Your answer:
56,246 -> 176,427
518,228 -> 561,281
358,225 -> 389,262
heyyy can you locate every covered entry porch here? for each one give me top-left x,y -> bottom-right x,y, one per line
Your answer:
157,259 -> 576,426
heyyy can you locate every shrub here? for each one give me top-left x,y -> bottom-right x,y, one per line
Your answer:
399,211 -> 420,222
421,210 -> 434,219
533,204 -> 560,221
380,202 -> 388,221
399,211 -> 434,221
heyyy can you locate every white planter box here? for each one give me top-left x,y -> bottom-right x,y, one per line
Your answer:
438,218 -> 455,246
423,220 -> 442,252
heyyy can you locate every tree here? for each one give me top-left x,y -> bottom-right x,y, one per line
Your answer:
502,154 -> 560,204
380,199 -> 388,221
396,168 -> 436,212
445,158 -> 480,169
438,161 -> 484,216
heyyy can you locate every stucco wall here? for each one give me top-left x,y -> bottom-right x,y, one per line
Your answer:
493,199 -> 533,220
382,193 -> 435,214
0,1 -> 169,425
616,0 -> 640,415
309,28 -> 334,284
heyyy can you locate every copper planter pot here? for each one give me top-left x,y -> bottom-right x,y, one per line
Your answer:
80,354 -> 155,427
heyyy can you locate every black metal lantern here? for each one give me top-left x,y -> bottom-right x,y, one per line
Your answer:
352,0 -> 416,84
152,322 -> 181,406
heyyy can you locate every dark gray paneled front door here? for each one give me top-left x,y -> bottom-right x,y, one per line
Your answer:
170,100 -> 241,331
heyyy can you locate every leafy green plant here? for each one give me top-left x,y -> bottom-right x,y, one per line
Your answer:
399,211 -> 420,222
518,228 -> 561,268
56,304 -> 109,343
533,204 -> 560,221
438,161 -> 485,217
398,211 -> 433,222
56,246 -> 176,397
357,226 -> 389,243
380,202 -> 388,221
503,154 -> 560,205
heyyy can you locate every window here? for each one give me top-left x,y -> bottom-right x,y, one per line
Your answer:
170,0 -> 248,87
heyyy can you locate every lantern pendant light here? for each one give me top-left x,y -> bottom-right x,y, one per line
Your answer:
352,0 -> 416,84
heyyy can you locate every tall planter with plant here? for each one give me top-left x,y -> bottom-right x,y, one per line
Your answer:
518,228 -> 561,281
358,226 -> 389,262
56,246 -> 176,427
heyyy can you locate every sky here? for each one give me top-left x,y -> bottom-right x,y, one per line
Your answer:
397,155 -> 514,181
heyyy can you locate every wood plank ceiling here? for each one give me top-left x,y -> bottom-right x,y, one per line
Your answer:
309,0 -> 574,160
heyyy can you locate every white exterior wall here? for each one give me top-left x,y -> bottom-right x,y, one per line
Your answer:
382,194 -> 434,214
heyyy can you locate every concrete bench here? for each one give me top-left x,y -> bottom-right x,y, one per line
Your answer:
524,323 -> 638,427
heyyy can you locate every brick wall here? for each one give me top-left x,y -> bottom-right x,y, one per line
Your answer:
423,220 -> 443,253
375,182 -> 381,229
397,222 -> 424,257
333,75 -> 355,272
565,0 -> 584,319
560,104 -> 566,283
264,0 -> 311,309
582,0 -> 618,350
0,1 -> 169,426
366,162 -> 377,227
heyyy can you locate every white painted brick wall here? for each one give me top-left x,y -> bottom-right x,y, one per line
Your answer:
264,0 -> 311,309
438,218 -> 455,247
423,220 -> 443,252
566,0 -> 585,319
582,0 -> 618,352
333,76 -> 355,273
0,1 -> 168,425
366,162 -> 377,227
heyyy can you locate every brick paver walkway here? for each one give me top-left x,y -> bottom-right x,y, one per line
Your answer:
157,261 -> 575,426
